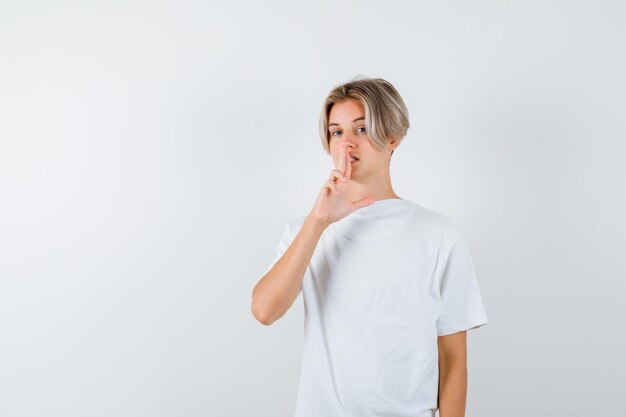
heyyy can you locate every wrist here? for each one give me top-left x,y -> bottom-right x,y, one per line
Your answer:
304,213 -> 330,231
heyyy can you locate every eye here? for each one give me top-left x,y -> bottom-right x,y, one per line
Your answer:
330,127 -> 365,137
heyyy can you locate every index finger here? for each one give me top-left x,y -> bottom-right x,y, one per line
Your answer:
337,146 -> 346,175
345,148 -> 352,179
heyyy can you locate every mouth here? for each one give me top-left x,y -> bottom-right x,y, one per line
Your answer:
349,155 -> 360,163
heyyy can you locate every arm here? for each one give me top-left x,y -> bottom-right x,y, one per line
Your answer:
437,331 -> 468,417
251,146 -> 373,326
251,215 -> 328,325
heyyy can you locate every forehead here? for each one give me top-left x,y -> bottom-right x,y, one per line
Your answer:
329,99 -> 364,124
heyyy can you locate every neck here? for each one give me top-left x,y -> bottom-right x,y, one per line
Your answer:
348,170 -> 400,202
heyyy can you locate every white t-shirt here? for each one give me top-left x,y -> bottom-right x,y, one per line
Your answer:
264,198 -> 488,417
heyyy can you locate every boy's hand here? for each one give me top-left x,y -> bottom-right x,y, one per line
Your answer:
308,146 -> 375,226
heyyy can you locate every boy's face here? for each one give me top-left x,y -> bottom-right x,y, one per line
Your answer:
328,99 -> 395,182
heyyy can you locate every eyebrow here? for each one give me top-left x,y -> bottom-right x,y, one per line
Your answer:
329,116 -> 365,127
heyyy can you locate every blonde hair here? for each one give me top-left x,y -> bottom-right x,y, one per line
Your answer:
319,76 -> 410,158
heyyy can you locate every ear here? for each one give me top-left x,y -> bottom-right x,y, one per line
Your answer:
388,138 -> 398,151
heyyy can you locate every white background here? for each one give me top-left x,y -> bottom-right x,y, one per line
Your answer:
1,1 -> 624,416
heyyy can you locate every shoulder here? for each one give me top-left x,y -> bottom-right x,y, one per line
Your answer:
401,200 -> 462,244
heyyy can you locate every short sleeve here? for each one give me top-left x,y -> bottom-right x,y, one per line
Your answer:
436,227 -> 489,336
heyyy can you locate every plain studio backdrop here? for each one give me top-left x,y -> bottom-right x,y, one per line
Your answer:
1,1 -> 624,416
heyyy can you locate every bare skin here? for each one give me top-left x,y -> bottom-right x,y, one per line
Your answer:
438,331 -> 468,417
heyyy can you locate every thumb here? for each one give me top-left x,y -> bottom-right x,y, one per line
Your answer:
352,198 -> 376,211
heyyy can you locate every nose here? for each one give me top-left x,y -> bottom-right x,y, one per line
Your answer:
339,132 -> 356,149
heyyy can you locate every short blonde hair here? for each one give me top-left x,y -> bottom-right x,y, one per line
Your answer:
319,76 -> 410,157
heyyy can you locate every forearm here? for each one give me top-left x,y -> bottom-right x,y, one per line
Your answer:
438,358 -> 467,417
251,215 -> 327,325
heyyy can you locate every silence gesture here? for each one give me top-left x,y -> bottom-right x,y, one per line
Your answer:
308,146 -> 375,226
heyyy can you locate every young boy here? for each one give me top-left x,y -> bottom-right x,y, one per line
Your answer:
251,77 -> 488,417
